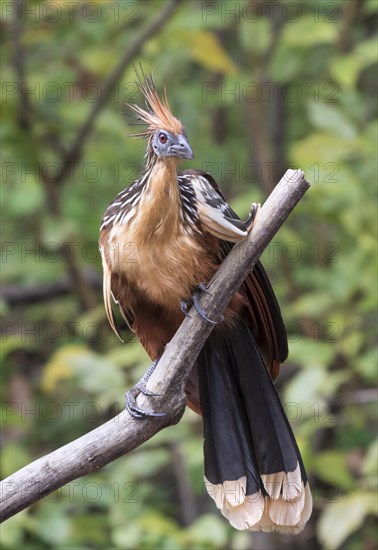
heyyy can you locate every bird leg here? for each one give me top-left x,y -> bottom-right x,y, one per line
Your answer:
125,359 -> 166,418
180,283 -> 219,325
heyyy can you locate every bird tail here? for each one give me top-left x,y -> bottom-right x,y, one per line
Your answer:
197,319 -> 312,534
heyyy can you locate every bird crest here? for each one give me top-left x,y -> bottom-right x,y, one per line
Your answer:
128,66 -> 184,138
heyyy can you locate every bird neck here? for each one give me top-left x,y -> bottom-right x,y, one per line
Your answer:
138,156 -> 181,240
146,157 -> 179,196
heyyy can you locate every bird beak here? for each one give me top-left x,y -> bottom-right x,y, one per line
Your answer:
168,134 -> 194,160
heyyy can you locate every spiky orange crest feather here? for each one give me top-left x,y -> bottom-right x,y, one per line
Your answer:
129,69 -> 183,138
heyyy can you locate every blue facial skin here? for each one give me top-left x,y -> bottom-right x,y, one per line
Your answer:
151,130 -> 194,160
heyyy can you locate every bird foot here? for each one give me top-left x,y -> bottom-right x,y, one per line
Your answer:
247,203 -> 261,233
180,284 -> 221,325
125,360 -> 166,419
197,283 -> 211,295
180,299 -> 191,318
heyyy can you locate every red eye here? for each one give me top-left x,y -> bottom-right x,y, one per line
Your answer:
159,132 -> 167,143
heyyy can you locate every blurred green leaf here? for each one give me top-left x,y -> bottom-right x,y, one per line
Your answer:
290,131 -> 357,170
1,443 -> 31,478
112,522 -> 144,549
318,492 -> 378,549
362,439 -> 378,488
0,510 -> 28,547
239,17 -> 271,54
270,45 -> 304,81
307,102 -> 356,139
184,514 -> 228,547
356,348 -> 378,382
180,31 -> 237,74
330,55 -> 362,89
281,16 -> 338,47
124,448 -> 170,478
312,451 -> 354,490
288,339 -> 337,369
30,501 -> 71,545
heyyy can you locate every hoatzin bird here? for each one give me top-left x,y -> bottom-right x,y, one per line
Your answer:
99,70 -> 312,533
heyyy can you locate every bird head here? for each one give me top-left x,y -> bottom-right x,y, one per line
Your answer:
128,68 -> 194,161
150,129 -> 194,160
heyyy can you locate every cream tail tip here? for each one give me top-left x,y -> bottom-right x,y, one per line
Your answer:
204,473 -> 312,534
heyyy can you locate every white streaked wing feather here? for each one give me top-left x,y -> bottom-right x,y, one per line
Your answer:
191,177 -> 248,242
100,246 -> 124,342
197,202 -> 248,242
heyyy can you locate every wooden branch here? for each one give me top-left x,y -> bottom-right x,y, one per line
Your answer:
0,169 -> 310,522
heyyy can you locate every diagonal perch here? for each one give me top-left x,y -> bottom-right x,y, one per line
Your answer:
0,169 -> 310,522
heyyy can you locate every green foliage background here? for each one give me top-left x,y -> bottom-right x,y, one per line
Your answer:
1,1 -> 377,549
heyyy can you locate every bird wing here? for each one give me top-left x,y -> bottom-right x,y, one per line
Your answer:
179,169 -> 288,379
99,244 -> 135,342
179,170 -> 256,242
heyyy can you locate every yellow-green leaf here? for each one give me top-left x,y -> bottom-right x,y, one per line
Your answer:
42,345 -> 84,393
181,31 -> 237,74
318,492 -> 378,549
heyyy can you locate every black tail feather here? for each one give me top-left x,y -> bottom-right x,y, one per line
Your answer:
197,319 -> 312,533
